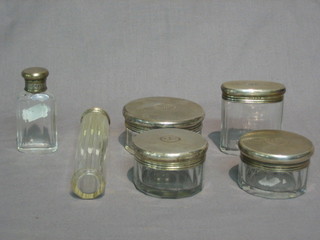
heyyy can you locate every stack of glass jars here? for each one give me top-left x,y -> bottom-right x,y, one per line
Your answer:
219,80 -> 314,199
122,97 -> 207,198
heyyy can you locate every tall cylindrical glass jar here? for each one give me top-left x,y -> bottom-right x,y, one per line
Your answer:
220,80 -> 286,155
71,108 -> 110,199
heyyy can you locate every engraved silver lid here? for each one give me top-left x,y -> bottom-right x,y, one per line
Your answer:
22,67 -> 49,93
239,130 -> 314,171
221,80 -> 286,103
123,97 -> 205,132
132,128 -> 208,170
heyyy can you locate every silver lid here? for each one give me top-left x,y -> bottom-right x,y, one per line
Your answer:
221,80 -> 286,103
22,67 -> 49,93
123,97 -> 205,132
239,130 -> 314,171
132,128 -> 208,170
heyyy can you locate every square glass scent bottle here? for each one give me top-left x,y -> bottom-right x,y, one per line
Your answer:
220,80 -> 286,155
16,67 -> 57,153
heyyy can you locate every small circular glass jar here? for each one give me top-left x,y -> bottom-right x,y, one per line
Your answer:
238,130 -> 314,199
132,128 -> 208,199
123,97 -> 205,154
220,80 -> 286,155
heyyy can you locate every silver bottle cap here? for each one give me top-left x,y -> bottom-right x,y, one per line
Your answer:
239,130 -> 314,171
132,128 -> 208,170
123,97 -> 205,132
22,67 -> 49,93
221,80 -> 286,103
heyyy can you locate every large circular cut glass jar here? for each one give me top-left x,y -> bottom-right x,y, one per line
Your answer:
123,97 -> 205,154
132,128 -> 208,199
220,80 -> 286,155
238,130 -> 314,199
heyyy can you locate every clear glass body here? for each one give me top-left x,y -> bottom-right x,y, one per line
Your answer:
133,161 -> 204,198
125,128 -> 139,154
238,161 -> 309,199
71,109 -> 109,199
220,100 -> 283,155
16,91 -> 57,153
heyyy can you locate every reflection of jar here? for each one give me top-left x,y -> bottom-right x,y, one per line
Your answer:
220,80 -> 286,155
123,97 -> 205,154
238,130 -> 314,199
132,128 -> 208,199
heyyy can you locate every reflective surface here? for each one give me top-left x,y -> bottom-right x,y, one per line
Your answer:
123,97 -> 204,153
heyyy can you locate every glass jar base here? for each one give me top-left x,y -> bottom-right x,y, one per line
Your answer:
17,146 -> 57,153
238,181 -> 305,199
219,145 -> 239,156
133,181 -> 202,199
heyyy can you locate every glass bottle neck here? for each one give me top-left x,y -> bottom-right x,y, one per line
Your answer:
24,80 -> 47,93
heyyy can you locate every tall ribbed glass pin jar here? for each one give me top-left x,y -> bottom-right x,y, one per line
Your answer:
220,80 -> 286,155
17,67 -> 57,153
238,130 -> 314,199
71,108 -> 110,199
123,97 -> 205,154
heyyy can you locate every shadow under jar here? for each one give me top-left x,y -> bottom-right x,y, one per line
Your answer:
238,130 -> 314,199
132,128 -> 208,199
220,80 -> 286,155
123,97 -> 205,154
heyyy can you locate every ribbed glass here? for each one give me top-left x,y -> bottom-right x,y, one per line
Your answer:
71,108 -> 110,199
238,161 -> 308,199
133,161 -> 204,198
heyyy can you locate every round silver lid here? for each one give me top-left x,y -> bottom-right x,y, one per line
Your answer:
239,130 -> 314,169
221,80 -> 286,103
22,67 -> 49,93
132,128 -> 208,170
123,97 -> 205,131
22,67 -> 49,81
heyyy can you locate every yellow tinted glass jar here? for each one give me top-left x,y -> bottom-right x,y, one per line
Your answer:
238,130 -> 314,199
123,97 -> 205,154
132,128 -> 208,199
220,80 -> 286,155
71,108 -> 110,199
